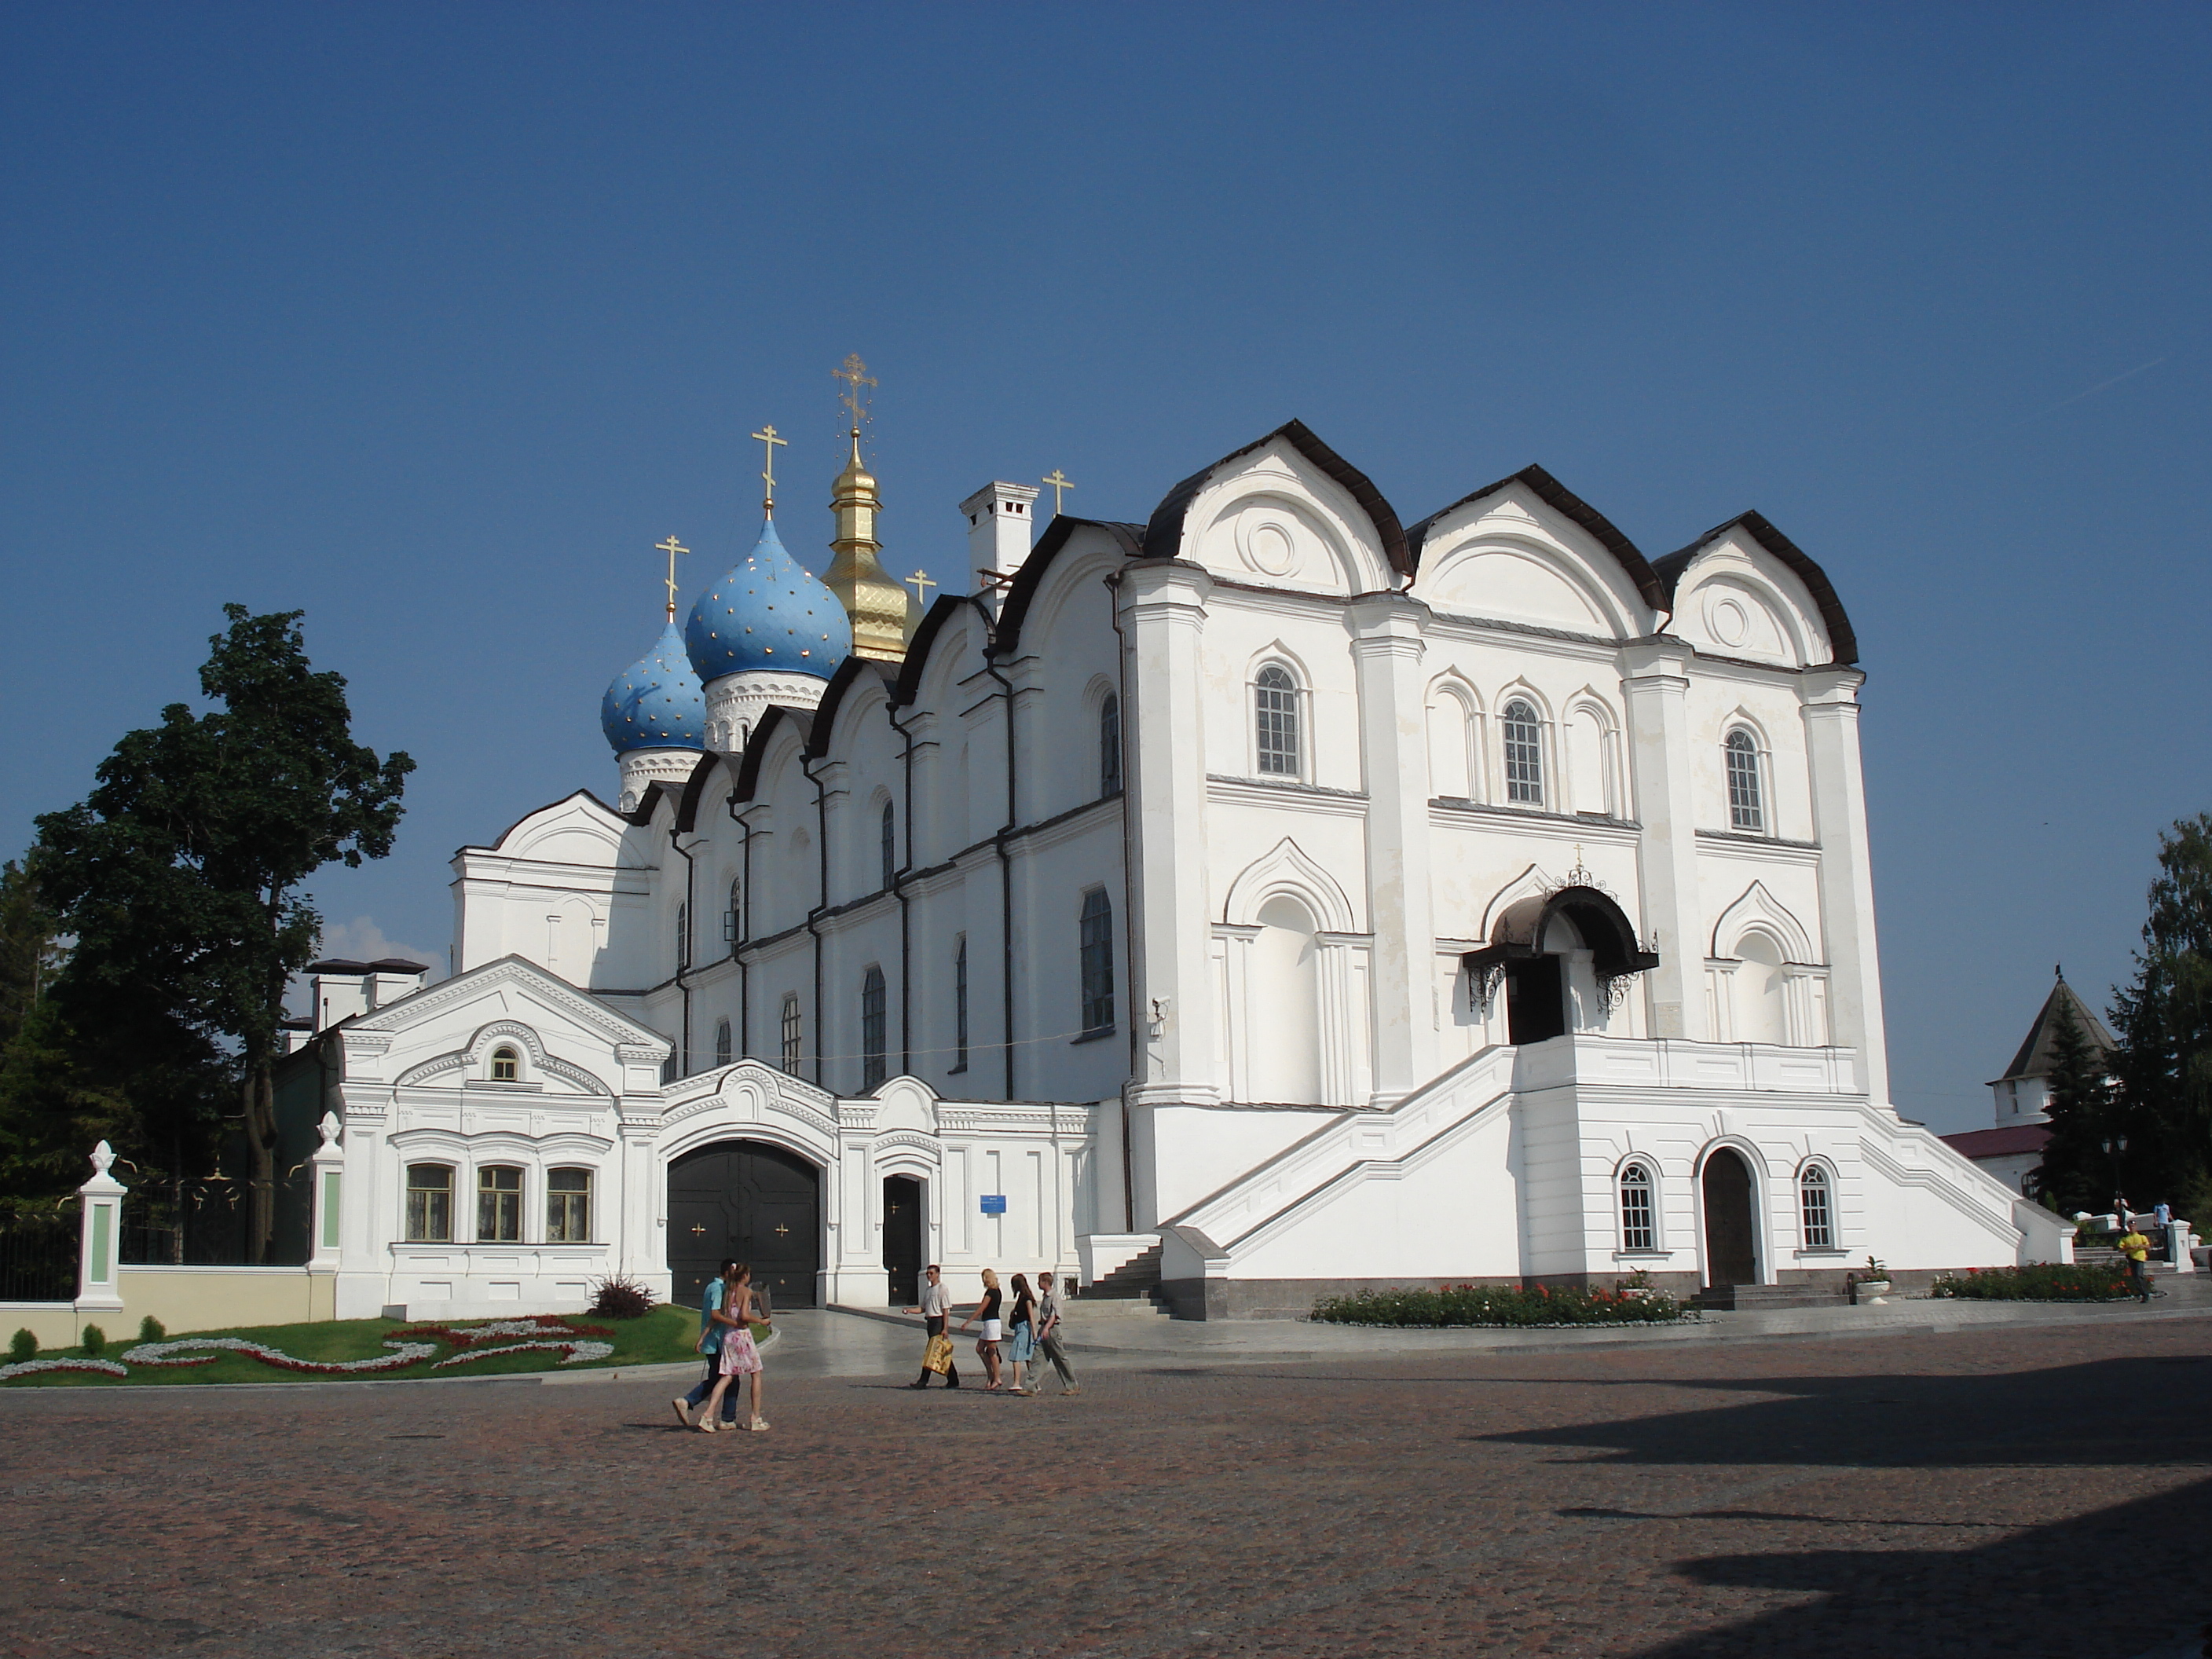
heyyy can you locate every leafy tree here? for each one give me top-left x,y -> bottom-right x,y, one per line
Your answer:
2031,997 -> 2113,1214
34,606 -> 412,1257
2107,813 -> 2212,1221
0,859 -> 63,1053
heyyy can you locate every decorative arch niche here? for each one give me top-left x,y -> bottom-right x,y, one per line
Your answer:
1214,838 -> 1371,1108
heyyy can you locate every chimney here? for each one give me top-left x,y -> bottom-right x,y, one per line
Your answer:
308,961 -> 371,1031
961,482 -> 1040,616
365,958 -> 430,1012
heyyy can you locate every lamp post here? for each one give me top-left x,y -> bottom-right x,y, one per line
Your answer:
2100,1131 -> 2130,1216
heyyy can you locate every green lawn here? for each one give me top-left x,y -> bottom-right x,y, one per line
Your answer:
2,1303 -> 712,1386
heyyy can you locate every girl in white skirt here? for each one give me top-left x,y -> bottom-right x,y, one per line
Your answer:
699,1264 -> 770,1433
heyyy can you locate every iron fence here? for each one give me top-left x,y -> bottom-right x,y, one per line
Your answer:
0,1210 -> 79,1302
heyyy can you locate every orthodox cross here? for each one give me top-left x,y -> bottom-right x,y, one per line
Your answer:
904,569 -> 937,610
832,353 -> 877,429
657,535 -> 690,621
752,424 -> 788,518
1042,468 -> 1075,516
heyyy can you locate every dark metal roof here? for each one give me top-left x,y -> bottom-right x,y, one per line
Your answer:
728,704 -> 815,803
1407,463 -> 1666,613
1139,419 -> 1412,579
987,516 -> 1146,662
1650,510 -> 1859,665
1461,884 -> 1658,982
804,656 -> 903,760
1939,1123 -> 2051,1160
1994,976 -> 2116,1083
891,592 -> 993,706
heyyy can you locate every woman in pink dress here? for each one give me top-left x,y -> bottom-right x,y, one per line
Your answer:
698,1264 -> 769,1433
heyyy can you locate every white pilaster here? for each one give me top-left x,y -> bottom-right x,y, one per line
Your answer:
1802,667 -> 1889,1106
1621,640 -> 1703,1038
1346,594 -> 1433,1104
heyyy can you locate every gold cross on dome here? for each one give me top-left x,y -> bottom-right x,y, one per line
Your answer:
751,424 -> 788,517
831,353 -> 877,428
904,569 -> 937,610
1042,468 -> 1075,517
657,535 -> 690,621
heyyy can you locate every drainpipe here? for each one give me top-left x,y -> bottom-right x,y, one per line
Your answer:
981,652 -> 1020,1101
1104,569 -> 1138,1233
727,789 -> 753,1060
668,822 -> 698,1079
885,698 -> 921,1079
800,749 -> 831,1092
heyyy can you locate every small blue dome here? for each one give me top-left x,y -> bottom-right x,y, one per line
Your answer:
600,620 -> 706,754
685,518 -> 851,684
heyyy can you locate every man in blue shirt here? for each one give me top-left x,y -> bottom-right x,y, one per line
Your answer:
673,1259 -> 742,1427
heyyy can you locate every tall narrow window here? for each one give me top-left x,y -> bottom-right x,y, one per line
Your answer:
724,876 -> 742,947
779,994 -> 803,1076
477,1166 -> 522,1243
1503,700 -> 1544,805
1799,1164 -> 1834,1250
1099,693 -> 1122,797
1254,665 -> 1300,777
1725,728 -> 1765,833
953,936 -> 969,1072
1619,1161 -> 1655,1252
861,965 -> 888,1090
880,802 -> 896,892
546,1168 -> 592,1243
489,1045 -> 519,1082
1079,888 -> 1115,1035
405,1164 -> 453,1243
676,901 -> 690,970
714,1019 -> 732,1067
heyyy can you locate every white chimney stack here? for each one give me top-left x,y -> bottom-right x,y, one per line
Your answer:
961,481 -> 1040,615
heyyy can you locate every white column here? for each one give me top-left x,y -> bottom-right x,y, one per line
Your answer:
1346,595 -> 1433,1104
75,1141 -> 126,1314
308,1113 -> 345,1269
1801,667 -> 1889,1105
1621,641 -> 1703,1038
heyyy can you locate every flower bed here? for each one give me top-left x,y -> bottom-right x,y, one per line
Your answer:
0,1357 -> 130,1382
431,1339 -> 614,1368
1311,1280 -> 1693,1327
121,1336 -> 440,1372
1929,1264 -> 2133,1302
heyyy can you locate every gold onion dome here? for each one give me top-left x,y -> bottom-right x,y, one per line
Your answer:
823,428 -> 915,661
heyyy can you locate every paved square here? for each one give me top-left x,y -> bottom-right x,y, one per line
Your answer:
3,1313 -> 2208,1657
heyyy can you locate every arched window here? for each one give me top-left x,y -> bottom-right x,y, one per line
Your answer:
1799,1163 -> 1834,1250
1079,889 -> 1115,1035
547,1168 -> 592,1243
880,801 -> 896,892
714,1019 -> 732,1067
1502,700 -> 1544,805
489,1045 -> 520,1083
779,994 -> 803,1077
405,1164 -> 452,1243
1254,665 -> 1300,778
675,901 -> 690,971
1725,728 -> 1764,833
476,1166 -> 522,1243
953,936 -> 969,1072
723,876 -> 742,948
1619,1161 -> 1656,1252
861,965 -> 888,1090
1099,693 -> 1122,797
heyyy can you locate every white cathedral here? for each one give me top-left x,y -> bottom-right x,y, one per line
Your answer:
286,412 -> 2071,1320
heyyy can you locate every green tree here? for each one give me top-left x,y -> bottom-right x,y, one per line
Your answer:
34,606 -> 413,1258
2031,997 -> 2113,1214
2108,813 -> 2212,1219
0,859 -> 64,1053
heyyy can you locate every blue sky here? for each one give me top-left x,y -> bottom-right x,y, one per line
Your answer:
3,3 -> 2207,1131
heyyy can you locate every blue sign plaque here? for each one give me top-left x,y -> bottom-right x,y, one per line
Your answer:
980,1194 -> 1008,1216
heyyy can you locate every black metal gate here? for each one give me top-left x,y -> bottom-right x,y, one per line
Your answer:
667,1141 -> 822,1310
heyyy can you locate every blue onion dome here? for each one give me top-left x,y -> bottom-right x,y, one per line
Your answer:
684,518 -> 852,683
600,619 -> 706,754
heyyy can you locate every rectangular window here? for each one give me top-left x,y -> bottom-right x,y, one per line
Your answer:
1726,733 -> 1766,833
1254,669 -> 1300,777
478,1166 -> 522,1243
780,994 -> 803,1076
1620,1167 -> 1655,1251
1503,705 -> 1544,805
405,1164 -> 453,1243
862,966 -> 888,1090
1079,889 -> 1115,1034
1800,1171 -> 1834,1250
547,1168 -> 592,1243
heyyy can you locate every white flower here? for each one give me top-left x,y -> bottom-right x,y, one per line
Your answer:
431,1340 -> 615,1369
0,1357 -> 129,1382
119,1337 -> 436,1372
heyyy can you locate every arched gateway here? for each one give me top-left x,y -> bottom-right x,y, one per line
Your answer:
667,1140 -> 822,1309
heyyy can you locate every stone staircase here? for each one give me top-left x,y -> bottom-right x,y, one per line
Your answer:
1073,1243 -> 1171,1317
1694,1283 -> 1845,1312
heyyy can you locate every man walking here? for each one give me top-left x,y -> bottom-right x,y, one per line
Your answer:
2118,1218 -> 2155,1302
1032,1270 -> 1080,1396
673,1258 -> 742,1426
903,1262 -> 961,1390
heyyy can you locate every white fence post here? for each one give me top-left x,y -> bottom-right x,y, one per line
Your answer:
308,1113 -> 344,1269
75,1141 -> 127,1314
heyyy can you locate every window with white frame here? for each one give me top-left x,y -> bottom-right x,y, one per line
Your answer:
478,1165 -> 523,1243
1619,1161 -> 1656,1251
547,1167 -> 592,1243
405,1163 -> 453,1243
1079,888 -> 1114,1034
861,965 -> 888,1090
489,1045 -> 520,1082
1799,1163 -> 1834,1250
780,994 -> 803,1076
1503,700 -> 1544,805
1726,727 -> 1765,833
1254,665 -> 1300,778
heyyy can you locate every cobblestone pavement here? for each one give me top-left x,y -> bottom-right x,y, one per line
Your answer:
3,1315 -> 2209,1658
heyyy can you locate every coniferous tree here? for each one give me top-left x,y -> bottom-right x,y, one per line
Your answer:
2108,813 -> 2212,1220
34,606 -> 413,1257
2032,997 -> 2113,1214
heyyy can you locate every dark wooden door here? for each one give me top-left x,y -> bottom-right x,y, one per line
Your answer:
882,1175 -> 923,1305
668,1141 -> 821,1310
1701,1148 -> 1758,1288
1505,957 -> 1566,1045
